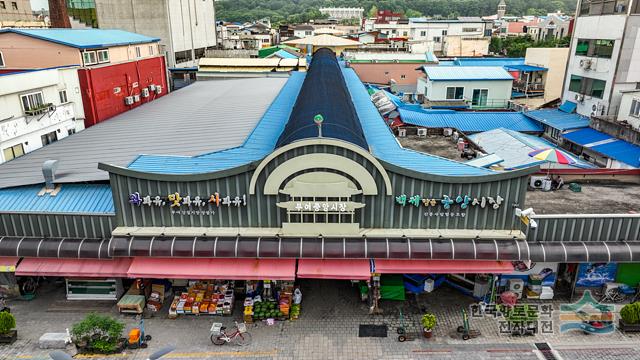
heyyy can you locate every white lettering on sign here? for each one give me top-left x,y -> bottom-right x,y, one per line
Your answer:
129,192 -> 247,208
293,202 -> 348,212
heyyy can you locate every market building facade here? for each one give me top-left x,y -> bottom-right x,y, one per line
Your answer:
0,49 -> 639,319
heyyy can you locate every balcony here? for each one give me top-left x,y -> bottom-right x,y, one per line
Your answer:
513,80 -> 545,96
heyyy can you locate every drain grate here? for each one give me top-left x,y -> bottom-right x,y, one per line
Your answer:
535,342 -> 558,360
358,324 -> 388,337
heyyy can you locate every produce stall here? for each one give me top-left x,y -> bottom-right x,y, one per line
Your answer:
243,280 -> 300,323
169,281 -> 236,317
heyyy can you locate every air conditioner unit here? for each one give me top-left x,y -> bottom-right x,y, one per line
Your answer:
574,94 -> 585,102
398,128 -> 407,137
133,94 -> 141,102
417,128 -> 427,137
443,128 -> 453,136
141,88 -> 150,98
155,85 -> 163,95
580,58 -> 592,70
124,96 -> 134,105
149,84 -> 156,91
507,279 -> 525,299
530,176 -> 551,190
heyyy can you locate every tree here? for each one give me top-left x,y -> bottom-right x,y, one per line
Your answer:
368,5 -> 378,18
405,9 -> 422,18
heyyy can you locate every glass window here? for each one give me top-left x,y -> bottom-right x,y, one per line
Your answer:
442,30 -> 448,36
569,75 -> 584,93
590,79 -> 606,98
0,51 -> 4,67
420,31 -> 426,36
446,87 -> 464,100
20,92 -> 44,112
433,36 -> 441,43
11,1 -> 17,10
594,40 -> 614,58
0,2 -> 5,10
2,144 -> 24,162
82,51 -> 96,65
135,46 -> 141,58
472,89 -> 489,106
41,131 -> 58,146
58,90 -> 67,103
148,45 -> 154,55
97,49 -> 109,63
576,39 -> 590,56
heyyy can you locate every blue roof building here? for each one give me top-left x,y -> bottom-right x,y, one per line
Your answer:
562,128 -> 640,168
0,28 -> 160,49
398,107 -> 542,133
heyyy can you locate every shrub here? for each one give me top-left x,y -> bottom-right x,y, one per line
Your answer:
0,312 -> 16,334
620,302 -> 640,324
71,313 -> 125,354
421,313 -> 437,330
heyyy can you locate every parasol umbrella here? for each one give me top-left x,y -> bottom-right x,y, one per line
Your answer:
528,148 -> 577,165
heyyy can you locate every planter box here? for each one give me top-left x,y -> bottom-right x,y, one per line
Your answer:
619,319 -> 640,332
0,330 -> 17,344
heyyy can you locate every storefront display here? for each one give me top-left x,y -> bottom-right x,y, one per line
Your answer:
243,280 -> 297,322
66,279 -> 124,301
169,281 -> 235,317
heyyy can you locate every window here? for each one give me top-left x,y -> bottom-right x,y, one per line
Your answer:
402,31 -> 408,36
41,131 -> 58,146
135,46 -> 141,58
433,36 -> 442,43
442,30 -> 448,36
630,98 -> 640,117
67,128 -> 76,136
0,51 -> 4,67
20,92 -> 44,112
148,45 -> 154,55
0,2 -> 5,10
472,89 -> 489,106
568,75 -> 607,99
174,50 -> 193,64
3,144 -> 24,162
462,28 -> 478,33
82,51 -> 97,65
11,1 -> 17,10
580,0 -> 628,16
58,90 -> 68,104
400,74 -> 406,79
420,31 -> 426,36
575,39 -> 614,58
548,127 -> 561,140
446,87 -> 464,100
97,49 -> 109,63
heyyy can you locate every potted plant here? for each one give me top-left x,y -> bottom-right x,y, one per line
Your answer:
619,302 -> 640,332
421,313 -> 437,338
0,312 -> 17,344
71,313 -> 125,354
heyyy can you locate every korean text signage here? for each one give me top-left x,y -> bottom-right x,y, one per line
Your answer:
395,194 -> 504,218
128,192 -> 247,216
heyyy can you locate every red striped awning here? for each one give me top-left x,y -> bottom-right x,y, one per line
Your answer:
373,259 -> 514,274
16,258 -> 132,278
127,258 -> 296,280
297,259 -> 371,280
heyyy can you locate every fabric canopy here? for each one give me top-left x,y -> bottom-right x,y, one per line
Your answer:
127,258 -> 296,280
297,259 -> 371,280
15,258 -> 132,277
0,257 -> 19,272
373,259 -> 514,274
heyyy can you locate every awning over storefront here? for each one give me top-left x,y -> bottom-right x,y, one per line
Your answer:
126,258 -> 296,280
15,258 -> 132,278
0,237 -> 110,259
372,259 -> 514,274
0,257 -> 19,272
297,259 -> 371,280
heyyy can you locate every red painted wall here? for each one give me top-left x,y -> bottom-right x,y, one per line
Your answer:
78,56 -> 168,128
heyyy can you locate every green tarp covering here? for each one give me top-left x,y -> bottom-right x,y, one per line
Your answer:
616,263 -> 640,286
380,275 -> 405,301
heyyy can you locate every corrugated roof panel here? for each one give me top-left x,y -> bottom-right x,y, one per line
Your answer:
591,140 -> 640,168
398,107 -> 542,133
452,58 -> 525,67
422,66 -> 515,81
342,67 -> 494,176
0,184 -> 114,213
0,28 -> 159,49
128,72 -> 306,173
561,128 -> 612,146
525,109 -> 590,131
0,77 -> 289,189
505,64 -> 548,72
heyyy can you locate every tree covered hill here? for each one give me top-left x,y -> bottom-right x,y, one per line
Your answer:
216,0 -> 578,24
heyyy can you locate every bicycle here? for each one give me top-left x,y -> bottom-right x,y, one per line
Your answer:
600,287 -> 627,303
210,321 -> 252,346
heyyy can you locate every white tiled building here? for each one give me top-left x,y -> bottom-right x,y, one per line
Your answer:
318,7 -> 364,21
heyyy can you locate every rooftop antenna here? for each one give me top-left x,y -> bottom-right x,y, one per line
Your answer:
314,114 -> 324,138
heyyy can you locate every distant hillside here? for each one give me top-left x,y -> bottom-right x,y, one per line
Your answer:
216,0 -> 577,24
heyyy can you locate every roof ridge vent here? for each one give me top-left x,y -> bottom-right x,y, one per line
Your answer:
42,160 -> 59,190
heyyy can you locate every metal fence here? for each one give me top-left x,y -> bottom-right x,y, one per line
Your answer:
525,214 -> 640,242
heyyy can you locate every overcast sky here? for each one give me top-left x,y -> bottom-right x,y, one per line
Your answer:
31,0 -> 48,11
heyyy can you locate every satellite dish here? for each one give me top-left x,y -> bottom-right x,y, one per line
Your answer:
49,351 -> 73,360
147,345 -> 177,360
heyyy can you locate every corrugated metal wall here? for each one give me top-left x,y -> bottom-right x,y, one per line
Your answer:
113,143 -> 528,230
526,215 -> 640,242
0,213 -> 115,238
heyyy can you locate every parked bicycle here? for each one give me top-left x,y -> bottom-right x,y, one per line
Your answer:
210,321 -> 252,346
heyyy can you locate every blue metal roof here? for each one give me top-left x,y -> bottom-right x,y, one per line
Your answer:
505,64 -> 548,72
342,67 -> 494,176
559,100 -> 578,113
452,58 -> 525,68
422,66 -> 514,81
127,72 -> 306,174
524,109 -> 590,131
562,128 -> 613,146
271,49 -> 299,59
562,128 -> 640,168
0,28 -> 160,49
398,107 -> 543,133
0,184 -> 114,214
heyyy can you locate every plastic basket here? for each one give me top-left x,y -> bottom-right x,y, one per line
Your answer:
237,322 -> 247,333
210,322 -> 222,334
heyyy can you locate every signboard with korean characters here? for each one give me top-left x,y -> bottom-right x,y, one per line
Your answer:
128,191 -> 246,216
394,193 -> 504,218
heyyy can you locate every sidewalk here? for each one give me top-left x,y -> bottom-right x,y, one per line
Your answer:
1,279 -> 639,359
